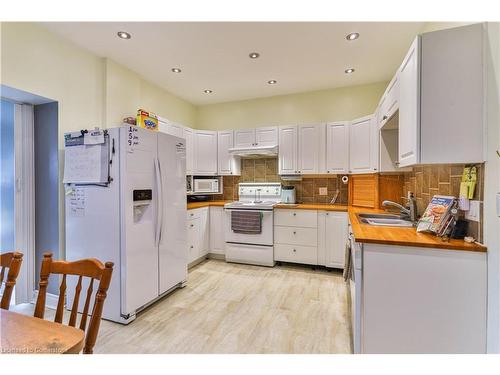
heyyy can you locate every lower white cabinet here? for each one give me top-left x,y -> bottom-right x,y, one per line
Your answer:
187,207 -> 209,264
273,209 -> 348,268
209,206 -> 225,255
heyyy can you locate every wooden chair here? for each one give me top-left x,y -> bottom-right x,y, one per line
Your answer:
0,251 -> 24,310
34,252 -> 113,354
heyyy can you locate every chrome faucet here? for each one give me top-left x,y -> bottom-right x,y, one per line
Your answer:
382,193 -> 418,222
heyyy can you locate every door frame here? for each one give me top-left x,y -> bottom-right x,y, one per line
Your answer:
13,103 -> 35,304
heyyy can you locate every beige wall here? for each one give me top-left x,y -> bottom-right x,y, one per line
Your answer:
196,81 -> 388,130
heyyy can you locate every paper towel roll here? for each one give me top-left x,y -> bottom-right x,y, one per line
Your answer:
341,175 -> 349,185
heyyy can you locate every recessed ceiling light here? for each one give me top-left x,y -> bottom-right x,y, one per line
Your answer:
346,32 -> 360,41
345,68 -> 355,74
267,80 -> 277,85
249,52 -> 260,59
171,68 -> 182,73
203,89 -> 213,94
117,31 -> 131,40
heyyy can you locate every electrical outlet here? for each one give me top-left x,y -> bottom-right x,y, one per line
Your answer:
465,200 -> 481,222
319,187 -> 327,196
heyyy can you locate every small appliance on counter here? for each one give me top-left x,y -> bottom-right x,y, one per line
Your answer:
281,185 -> 296,204
186,176 -> 222,195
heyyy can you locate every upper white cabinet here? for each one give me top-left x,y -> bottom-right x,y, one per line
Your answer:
398,36 -> 420,167
194,130 -> 218,175
183,127 -> 194,175
217,130 -> 240,175
349,116 -> 378,174
255,126 -> 278,146
326,122 -> 349,174
234,129 -> 256,148
279,124 -> 322,175
419,23 -> 485,164
298,124 -> 321,174
278,126 -> 298,175
378,74 -> 399,128
162,121 -> 184,138
234,126 -> 278,148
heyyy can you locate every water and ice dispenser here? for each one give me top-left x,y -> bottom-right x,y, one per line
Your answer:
133,189 -> 152,223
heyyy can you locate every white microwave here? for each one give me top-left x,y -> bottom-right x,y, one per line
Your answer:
193,178 -> 220,194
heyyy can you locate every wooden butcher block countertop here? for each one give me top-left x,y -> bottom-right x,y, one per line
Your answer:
347,206 -> 486,252
186,201 -> 486,252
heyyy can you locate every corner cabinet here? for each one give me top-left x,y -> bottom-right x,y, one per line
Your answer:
217,130 -> 240,175
398,36 -> 420,167
194,130 -> 218,175
349,115 -> 378,174
325,122 -> 349,174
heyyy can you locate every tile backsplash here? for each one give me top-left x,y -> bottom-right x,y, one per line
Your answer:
213,158 -> 349,204
402,163 -> 484,240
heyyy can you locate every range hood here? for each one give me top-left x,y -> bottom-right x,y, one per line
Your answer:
228,144 -> 278,158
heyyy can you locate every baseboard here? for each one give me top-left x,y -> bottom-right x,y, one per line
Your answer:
32,290 -> 60,310
207,253 -> 225,261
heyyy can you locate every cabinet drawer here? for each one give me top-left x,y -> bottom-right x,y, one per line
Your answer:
274,209 -> 317,228
274,244 -> 318,265
274,226 -> 317,246
186,207 -> 208,220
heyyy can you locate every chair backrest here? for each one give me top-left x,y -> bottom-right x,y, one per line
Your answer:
0,252 -> 24,310
34,252 -> 113,354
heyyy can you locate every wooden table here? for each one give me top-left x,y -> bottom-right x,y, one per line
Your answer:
0,309 -> 84,354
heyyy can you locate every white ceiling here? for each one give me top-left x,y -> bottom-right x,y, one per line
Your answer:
41,22 -> 425,105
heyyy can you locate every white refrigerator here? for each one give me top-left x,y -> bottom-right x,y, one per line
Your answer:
65,126 -> 187,324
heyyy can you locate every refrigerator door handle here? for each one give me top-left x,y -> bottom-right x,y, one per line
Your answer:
154,158 -> 163,247
157,158 -> 164,245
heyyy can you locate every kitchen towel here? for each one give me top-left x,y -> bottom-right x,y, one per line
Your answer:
231,210 -> 263,234
343,240 -> 352,282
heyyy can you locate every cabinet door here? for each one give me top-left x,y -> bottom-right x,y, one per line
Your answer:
255,126 -> 278,146
199,207 -> 209,256
160,121 -> 184,138
187,217 -> 200,264
217,130 -> 240,175
194,130 -> 217,175
326,122 -> 349,174
349,116 -> 374,174
183,128 -> 194,175
298,124 -> 319,174
234,129 -> 256,147
278,125 -> 298,175
379,74 -> 399,127
209,206 -> 225,255
325,212 -> 348,268
398,36 -> 420,167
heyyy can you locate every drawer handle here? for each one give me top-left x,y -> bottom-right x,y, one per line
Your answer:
190,213 -> 194,216
190,224 -> 194,227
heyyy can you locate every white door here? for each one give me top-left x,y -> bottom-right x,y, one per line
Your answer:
194,130 -> 217,175
121,128 -> 159,314
183,127 -> 194,175
255,126 -> 278,146
398,36 -> 420,167
217,130 -> 239,175
234,129 -> 256,147
326,122 -> 349,174
209,207 -> 225,255
349,116 -> 373,174
278,126 -> 298,175
298,124 -> 319,174
157,132 -> 187,294
325,212 -> 348,268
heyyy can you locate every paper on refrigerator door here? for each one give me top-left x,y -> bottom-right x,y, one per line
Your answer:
67,187 -> 86,217
63,143 -> 108,184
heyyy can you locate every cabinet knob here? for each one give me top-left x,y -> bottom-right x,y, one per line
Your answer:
327,170 -> 330,173
190,245 -> 194,249
293,249 -> 297,253
382,115 -> 388,120
293,213 -> 296,216
326,213 -> 329,216
190,224 -> 194,227
190,213 -> 194,216
293,231 -> 296,235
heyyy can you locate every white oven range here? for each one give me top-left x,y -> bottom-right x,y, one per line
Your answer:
224,182 -> 282,267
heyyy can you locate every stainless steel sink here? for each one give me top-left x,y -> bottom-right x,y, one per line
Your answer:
356,213 -> 414,227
